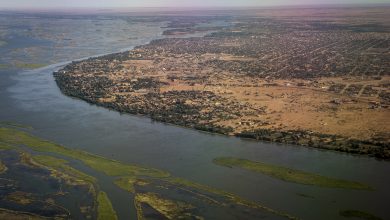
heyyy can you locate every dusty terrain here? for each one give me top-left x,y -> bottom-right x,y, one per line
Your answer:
54,8 -> 390,158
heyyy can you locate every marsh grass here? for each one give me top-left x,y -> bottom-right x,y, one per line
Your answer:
165,177 -> 298,220
97,191 -> 118,220
135,192 -> 195,220
14,63 -> 46,69
0,122 -> 33,129
213,157 -> 372,190
0,143 -> 14,150
0,126 -> 298,220
0,208 -> 47,220
0,64 -> 9,69
0,127 -> 169,178
114,176 -> 136,193
32,155 -> 97,185
0,160 -> 7,174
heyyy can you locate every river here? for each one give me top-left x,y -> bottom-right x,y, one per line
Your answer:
0,11 -> 389,220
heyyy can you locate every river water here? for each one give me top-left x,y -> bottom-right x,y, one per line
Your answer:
0,12 -> 389,220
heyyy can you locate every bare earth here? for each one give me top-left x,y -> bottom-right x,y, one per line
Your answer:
54,8 -> 390,158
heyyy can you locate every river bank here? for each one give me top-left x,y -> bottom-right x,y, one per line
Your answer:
2,10 -> 390,220
54,41 -> 389,159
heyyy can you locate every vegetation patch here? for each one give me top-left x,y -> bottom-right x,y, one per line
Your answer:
115,177 -> 151,193
3,189 -> 71,218
0,127 -> 169,178
0,160 -> 7,174
32,155 -> 97,187
0,121 -> 33,129
19,151 -> 41,168
339,210 -> 383,220
114,176 -> 137,193
0,208 -> 53,220
1,150 -> 96,219
164,177 -> 298,220
0,126 -> 298,220
134,192 -> 198,220
97,191 -> 118,220
0,64 -> 9,69
5,191 -> 34,205
0,143 -> 15,150
14,63 -> 46,69
213,157 -> 372,190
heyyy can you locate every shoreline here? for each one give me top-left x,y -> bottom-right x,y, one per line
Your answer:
53,78 -> 389,160
52,18 -> 389,160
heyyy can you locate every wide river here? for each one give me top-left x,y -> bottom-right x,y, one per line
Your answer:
0,12 -> 389,220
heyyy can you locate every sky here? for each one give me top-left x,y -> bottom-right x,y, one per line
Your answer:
0,0 -> 389,9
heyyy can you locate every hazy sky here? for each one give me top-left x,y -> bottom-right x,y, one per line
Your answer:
1,0 -> 389,8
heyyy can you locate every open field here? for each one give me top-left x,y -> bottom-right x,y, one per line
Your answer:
54,8 -> 390,158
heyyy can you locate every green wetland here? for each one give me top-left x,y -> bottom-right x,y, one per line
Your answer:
213,157 -> 372,190
0,10 -> 389,220
0,126 -> 296,220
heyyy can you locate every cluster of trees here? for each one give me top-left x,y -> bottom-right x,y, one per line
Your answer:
237,129 -> 389,159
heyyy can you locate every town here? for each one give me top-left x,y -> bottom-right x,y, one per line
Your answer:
54,12 -> 389,158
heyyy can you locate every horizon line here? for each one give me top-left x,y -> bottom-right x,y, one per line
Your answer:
1,3 -> 390,11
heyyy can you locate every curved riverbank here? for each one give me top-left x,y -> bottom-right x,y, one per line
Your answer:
51,11 -> 390,160
2,11 -> 390,220
53,45 -> 389,159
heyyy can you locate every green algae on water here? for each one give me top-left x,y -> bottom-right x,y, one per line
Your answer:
97,191 -> 118,220
213,157 -> 372,190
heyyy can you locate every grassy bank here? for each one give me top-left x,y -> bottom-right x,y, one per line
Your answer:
213,157 -> 372,190
32,155 -> 97,186
97,191 -> 118,220
0,126 -> 298,220
0,127 -> 169,178
0,121 -> 33,129
135,192 -> 196,220
114,176 -> 137,193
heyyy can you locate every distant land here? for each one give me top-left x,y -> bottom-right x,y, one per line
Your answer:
54,7 -> 390,158
1,4 -> 390,14
1,5 -> 389,220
